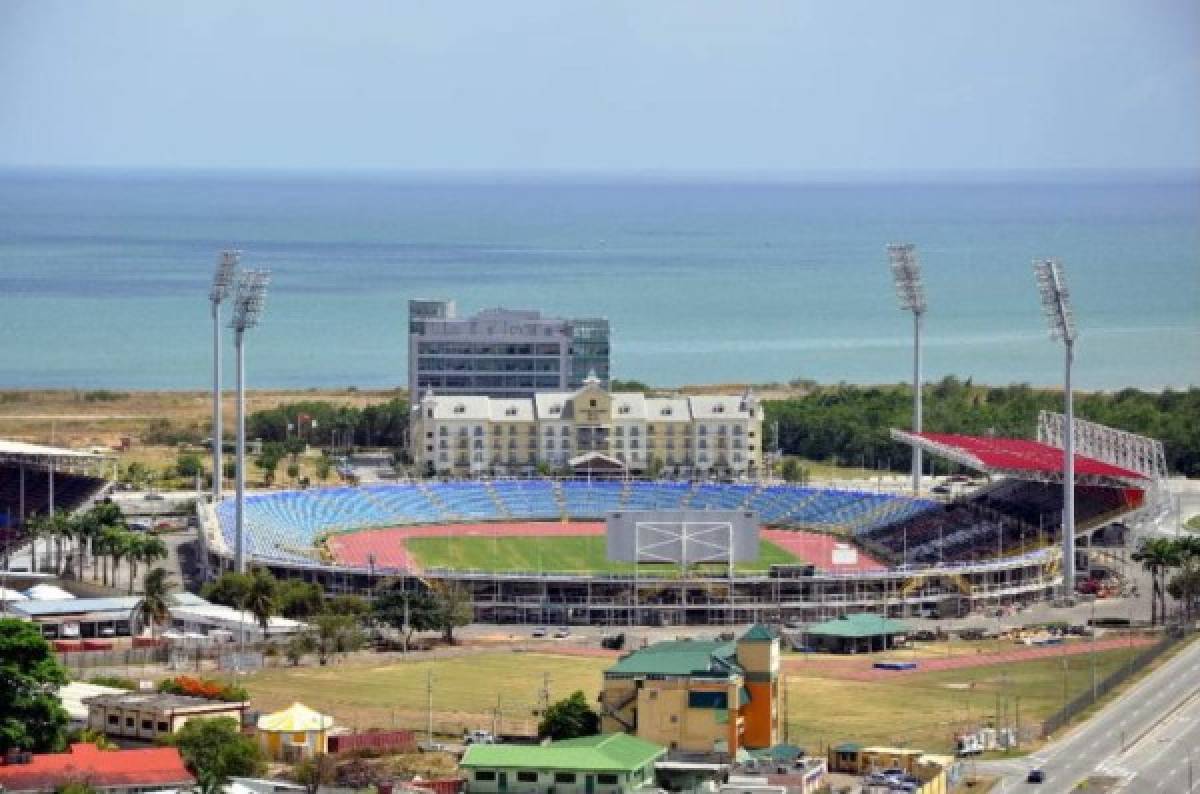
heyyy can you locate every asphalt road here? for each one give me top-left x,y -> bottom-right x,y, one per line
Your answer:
980,632 -> 1200,792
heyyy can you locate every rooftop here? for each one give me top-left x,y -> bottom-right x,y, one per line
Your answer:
606,639 -> 740,678
82,692 -> 248,712
0,744 -> 193,792
461,734 -> 665,772
804,613 -> 911,638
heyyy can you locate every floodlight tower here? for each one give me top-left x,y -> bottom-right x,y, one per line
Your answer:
230,268 -> 270,573
209,250 -> 240,504
888,243 -> 927,494
1034,258 -> 1078,599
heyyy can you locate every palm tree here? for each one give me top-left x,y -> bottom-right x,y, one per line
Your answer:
128,534 -> 168,595
133,567 -> 176,640
1172,535 -> 1200,621
25,513 -> 51,573
243,568 -> 278,639
1132,537 -> 1180,625
98,526 -> 131,589
46,510 -> 73,575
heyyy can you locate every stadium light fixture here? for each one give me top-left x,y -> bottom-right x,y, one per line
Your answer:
888,243 -> 927,494
231,268 -> 270,573
1034,257 -> 1077,599
209,250 -> 240,505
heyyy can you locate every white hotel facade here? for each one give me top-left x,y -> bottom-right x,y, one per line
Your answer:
411,374 -> 764,479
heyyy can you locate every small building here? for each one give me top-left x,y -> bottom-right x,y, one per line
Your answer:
826,745 -> 923,776
461,733 -> 664,794
9,596 -> 140,639
58,681 -> 125,728
801,614 -> 910,654
256,702 -> 334,761
0,743 -> 194,794
85,692 -> 249,741
600,625 -> 780,757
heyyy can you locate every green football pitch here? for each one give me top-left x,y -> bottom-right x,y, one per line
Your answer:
405,534 -> 801,573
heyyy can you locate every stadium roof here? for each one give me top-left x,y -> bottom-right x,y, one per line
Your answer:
461,733 -> 665,772
890,430 -> 1148,487
0,439 -> 101,461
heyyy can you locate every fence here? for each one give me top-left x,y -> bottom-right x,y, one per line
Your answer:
57,645 -> 169,674
1040,627 -> 1193,737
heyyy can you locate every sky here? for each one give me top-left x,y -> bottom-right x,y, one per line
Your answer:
1,0 -> 1198,174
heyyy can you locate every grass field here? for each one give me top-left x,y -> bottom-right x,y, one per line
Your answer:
239,644 -> 1146,754
404,535 -> 801,573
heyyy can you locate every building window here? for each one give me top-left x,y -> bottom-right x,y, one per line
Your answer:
517,772 -> 538,783
698,425 -> 707,435
125,717 -> 134,727
439,427 -> 448,437
589,399 -> 597,407
598,774 -> 619,785
506,407 -> 518,416
714,404 -> 725,413
614,426 -> 623,436
618,405 -> 630,415
107,715 -> 119,726
561,426 -> 570,436
474,771 -> 496,782
157,721 -> 169,732
454,404 -> 466,414
630,426 -> 639,436
554,773 -> 577,784
141,719 -> 153,730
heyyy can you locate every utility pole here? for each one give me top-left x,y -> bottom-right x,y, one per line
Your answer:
426,669 -> 434,746
493,693 -> 501,739
539,672 -> 551,715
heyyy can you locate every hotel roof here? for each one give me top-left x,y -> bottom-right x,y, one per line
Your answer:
0,744 -> 193,793
461,733 -> 664,773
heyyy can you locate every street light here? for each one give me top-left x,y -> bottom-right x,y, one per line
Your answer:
231,268 -> 270,573
209,250 -> 240,504
889,243 -> 927,494
1034,258 -> 1078,599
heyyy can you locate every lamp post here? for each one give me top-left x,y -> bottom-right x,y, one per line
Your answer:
231,268 -> 270,574
888,243 -> 927,495
1034,258 -> 1077,599
209,250 -> 239,503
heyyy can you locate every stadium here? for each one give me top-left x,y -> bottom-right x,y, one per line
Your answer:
199,412 -> 1165,626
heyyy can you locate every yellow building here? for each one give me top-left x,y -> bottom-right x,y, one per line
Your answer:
256,702 -> 333,762
599,625 -> 779,757
412,375 -> 764,479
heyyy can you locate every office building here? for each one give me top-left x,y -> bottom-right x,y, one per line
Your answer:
408,300 -> 610,398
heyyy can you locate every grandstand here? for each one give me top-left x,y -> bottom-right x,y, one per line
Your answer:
0,441 -> 111,569
203,479 -> 1062,625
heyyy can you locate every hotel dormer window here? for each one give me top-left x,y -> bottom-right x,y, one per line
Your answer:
453,404 -> 466,414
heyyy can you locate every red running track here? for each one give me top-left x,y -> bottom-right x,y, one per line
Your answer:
326,521 -> 885,573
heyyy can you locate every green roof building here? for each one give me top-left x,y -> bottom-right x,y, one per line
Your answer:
460,734 -> 665,794
802,614 -> 911,654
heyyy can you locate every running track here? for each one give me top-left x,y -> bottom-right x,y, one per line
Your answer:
326,521 -> 885,573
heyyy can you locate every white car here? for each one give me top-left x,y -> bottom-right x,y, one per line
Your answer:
553,627 -> 571,639
531,627 -> 548,638
464,730 -> 496,745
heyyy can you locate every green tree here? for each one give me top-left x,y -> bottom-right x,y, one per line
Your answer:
133,567 -> 176,640
372,587 -> 440,648
176,452 -> 205,480
1133,537 -> 1181,625
56,782 -> 100,794
432,582 -> 473,643
0,618 -> 69,753
276,579 -> 324,619
127,534 -> 168,595
293,753 -> 336,794
285,631 -> 317,666
286,463 -> 300,484
200,571 -> 253,608
244,568 -> 278,635
779,458 -> 800,483
312,612 -> 363,665
169,717 -> 263,794
537,691 -> 600,740
315,456 -> 333,483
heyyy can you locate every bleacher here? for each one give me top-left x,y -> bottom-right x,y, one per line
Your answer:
0,464 -> 108,557
215,480 -> 937,567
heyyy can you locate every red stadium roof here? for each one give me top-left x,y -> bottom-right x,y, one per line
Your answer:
891,430 -> 1147,486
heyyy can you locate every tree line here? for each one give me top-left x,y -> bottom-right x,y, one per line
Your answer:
764,378 -> 1200,476
247,398 -> 409,448
1133,535 -> 1200,625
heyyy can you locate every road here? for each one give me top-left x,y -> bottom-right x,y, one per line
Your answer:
981,631 -> 1200,792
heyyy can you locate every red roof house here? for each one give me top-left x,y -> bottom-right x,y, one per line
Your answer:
0,743 -> 194,793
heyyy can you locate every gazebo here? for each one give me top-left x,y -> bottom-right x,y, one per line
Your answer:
256,702 -> 334,761
568,451 -> 626,479
802,614 -> 911,654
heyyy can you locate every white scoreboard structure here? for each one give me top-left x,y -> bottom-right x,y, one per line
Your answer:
605,509 -> 760,569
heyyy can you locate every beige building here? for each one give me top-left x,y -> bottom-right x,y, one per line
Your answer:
412,375 -> 763,479
85,692 -> 248,741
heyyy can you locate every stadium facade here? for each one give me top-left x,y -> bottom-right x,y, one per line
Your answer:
407,300 -> 610,398
410,376 -> 765,479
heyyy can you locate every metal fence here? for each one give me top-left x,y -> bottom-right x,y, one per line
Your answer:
1041,627 -> 1193,737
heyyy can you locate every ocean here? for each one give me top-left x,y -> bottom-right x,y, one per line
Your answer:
0,170 -> 1196,391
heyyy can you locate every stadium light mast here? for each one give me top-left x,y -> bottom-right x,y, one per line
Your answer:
230,268 -> 270,574
889,243 -> 927,494
1034,258 -> 1078,599
209,250 -> 240,504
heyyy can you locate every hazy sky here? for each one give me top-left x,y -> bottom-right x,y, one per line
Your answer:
1,0 -> 1197,173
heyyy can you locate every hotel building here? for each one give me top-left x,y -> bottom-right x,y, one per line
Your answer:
411,375 -> 763,478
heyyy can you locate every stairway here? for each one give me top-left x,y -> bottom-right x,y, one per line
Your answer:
485,482 -> 512,519
551,480 -> 568,521
599,688 -> 638,731
417,482 -> 458,521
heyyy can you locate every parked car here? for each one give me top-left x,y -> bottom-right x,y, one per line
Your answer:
464,730 -> 496,745
417,740 -> 446,753
531,627 -> 548,638
553,626 -> 571,639
1026,768 -> 1045,783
